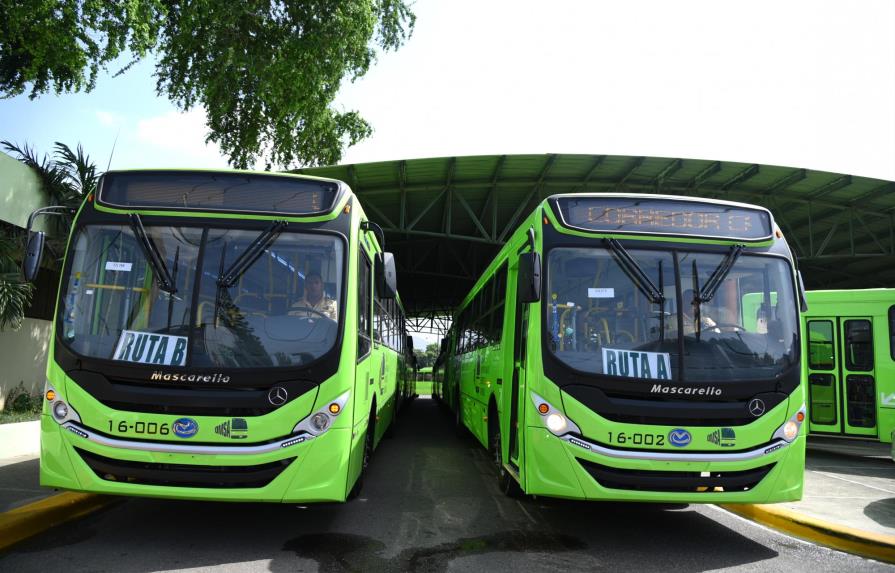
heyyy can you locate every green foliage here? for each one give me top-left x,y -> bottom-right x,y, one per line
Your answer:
0,232 -> 33,331
0,382 -> 42,424
413,342 -> 440,368
1,1 -> 416,169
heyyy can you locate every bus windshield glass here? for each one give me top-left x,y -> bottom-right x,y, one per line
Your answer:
546,247 -> 798,382
60,224 -> 343,369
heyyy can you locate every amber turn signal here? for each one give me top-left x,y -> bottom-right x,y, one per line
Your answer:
796,411 -> 805,422
45,389 -> 56,401
537,403 -> 549,414
329,403 -> 341,415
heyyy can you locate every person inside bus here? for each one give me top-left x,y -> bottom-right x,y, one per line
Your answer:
680,288 -> 719,335
289,272 -> 338,320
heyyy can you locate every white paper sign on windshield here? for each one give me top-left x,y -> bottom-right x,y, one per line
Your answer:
602,347 -> 671,380
112,330 -> 188,366
588,288 -> 614,298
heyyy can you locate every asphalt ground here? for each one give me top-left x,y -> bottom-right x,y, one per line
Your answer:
1,398 -> 892,572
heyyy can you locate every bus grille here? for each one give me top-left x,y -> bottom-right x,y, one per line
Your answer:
577,459 -> 775,493
563,384 -> 787,427
75,448 -> 295,489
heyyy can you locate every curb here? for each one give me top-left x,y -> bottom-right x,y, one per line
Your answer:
0,492 -> 115,552
721,503 -> 895,564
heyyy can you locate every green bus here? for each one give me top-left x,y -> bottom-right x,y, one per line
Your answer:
24,169 -> 407,502
438,194 -> 808,502
803,289 -> 895,447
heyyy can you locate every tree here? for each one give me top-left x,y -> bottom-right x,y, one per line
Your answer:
0,141 -> 97,330
413,342 -> 440,368
0,1 -> 415,169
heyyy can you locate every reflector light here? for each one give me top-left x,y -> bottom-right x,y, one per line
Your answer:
329,403 -> 341,415
538,403 -> 549,414
796,411 -> 805,422
45,390 -> 56,401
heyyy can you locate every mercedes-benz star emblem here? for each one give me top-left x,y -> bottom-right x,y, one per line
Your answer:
268,386 -> 288,406
748,398 -> 766,417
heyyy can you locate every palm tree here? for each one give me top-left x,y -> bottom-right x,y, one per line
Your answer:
0,141 -> 97,331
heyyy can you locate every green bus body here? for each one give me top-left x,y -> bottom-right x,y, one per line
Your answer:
40,169 -> 411,503
803,289 -> 895,445
436,194 -> 807,503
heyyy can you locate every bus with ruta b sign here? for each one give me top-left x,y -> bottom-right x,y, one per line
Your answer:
25,169 -> 411,502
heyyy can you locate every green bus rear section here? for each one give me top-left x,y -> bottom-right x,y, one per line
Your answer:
802,289 -> 895,445
437,196 -> 806,503
40,171 -> 409,503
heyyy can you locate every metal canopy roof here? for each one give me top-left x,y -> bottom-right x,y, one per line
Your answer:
297,154 -> 895,326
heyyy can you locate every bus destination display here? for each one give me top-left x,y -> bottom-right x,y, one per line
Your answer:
555,197 -> 772,240
99,171 -> 339,215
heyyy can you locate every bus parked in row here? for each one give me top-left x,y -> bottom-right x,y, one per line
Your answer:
437,194 -> 808,502
24,169 -> 407,502
803,289 -> 895,448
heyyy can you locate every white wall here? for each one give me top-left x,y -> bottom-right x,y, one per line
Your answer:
0,318 -> 51,411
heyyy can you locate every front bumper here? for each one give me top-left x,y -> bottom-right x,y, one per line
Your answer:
523,426 -> 806,503
40,415 -> 353,503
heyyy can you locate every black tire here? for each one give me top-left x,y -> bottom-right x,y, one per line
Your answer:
490,411 -> 523,498
348,409 -> 376,500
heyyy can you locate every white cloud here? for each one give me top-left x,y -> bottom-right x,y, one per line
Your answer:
95,110 -> 124,128
135,108 -> 228,168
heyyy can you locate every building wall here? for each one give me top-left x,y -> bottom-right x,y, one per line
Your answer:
0,318 -> 51,410
0,152 -> 52,411
0,151 -> 50,231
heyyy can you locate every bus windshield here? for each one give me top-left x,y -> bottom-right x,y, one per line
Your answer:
60,224 -> 343,369
546,247 -> 798,383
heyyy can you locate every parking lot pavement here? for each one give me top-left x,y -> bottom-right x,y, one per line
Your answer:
0,456 -> 48,513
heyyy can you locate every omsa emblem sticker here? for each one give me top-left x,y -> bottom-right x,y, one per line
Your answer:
668,428 -> 691,447
173,418 -> 199,438
707,427 -> 736,447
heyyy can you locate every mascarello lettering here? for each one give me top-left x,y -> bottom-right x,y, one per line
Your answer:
650,384 -> 722,397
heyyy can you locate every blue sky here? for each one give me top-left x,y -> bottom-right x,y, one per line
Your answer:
2,0 -> 894,181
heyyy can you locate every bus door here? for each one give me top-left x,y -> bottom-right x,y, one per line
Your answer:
839,318 -> 878,437
506,257 -> 529,469
807,317 -> 878,437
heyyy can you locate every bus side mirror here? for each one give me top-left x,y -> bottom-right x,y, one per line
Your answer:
22,231 -> 46,282
518,252 -> 541,303
440,337 -> 449,353
376,252 -> 397,299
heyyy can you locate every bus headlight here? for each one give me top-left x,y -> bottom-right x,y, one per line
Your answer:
782,421 -> 799,441
310,412 -> 330,432
546,413 -> 568,434
530,392 -> 580,437
292,391 -> 350,437
772,404 -> 806,443
52,401 -> 69,420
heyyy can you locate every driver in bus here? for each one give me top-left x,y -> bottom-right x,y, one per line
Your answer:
681,288 -> 719,335
289,272 -> 338,320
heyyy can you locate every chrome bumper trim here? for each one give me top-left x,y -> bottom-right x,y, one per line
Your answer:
561,433 -> 791,462
62,422 -> 312,455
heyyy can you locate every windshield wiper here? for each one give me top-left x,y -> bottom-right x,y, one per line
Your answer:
604,239 -> 664,304
696,245 -> 744,304
129,214 -> 177,295
217,221 -> 287,288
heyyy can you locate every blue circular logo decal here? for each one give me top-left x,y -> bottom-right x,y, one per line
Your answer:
668,428 -> 691,447
173,417 -> 199,438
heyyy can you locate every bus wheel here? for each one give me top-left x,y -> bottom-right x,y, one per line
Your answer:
349,408 -> 376,499
490,414 -> 522,498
